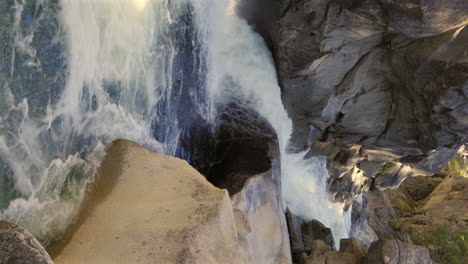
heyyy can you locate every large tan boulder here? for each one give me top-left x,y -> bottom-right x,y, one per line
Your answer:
53,139 -> 244,264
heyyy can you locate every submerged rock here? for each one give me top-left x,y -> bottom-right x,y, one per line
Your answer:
0,220 -> 54,264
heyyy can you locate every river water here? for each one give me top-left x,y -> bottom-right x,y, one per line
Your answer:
0,0 -> 351,247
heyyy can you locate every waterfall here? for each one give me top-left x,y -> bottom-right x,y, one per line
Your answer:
0,0 -> 351,247
204,4 -> 352,246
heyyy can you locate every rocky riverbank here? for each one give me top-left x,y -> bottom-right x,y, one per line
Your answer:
269,0 -> 468,208
1,140 -> 466,263
1,0 -> 467,263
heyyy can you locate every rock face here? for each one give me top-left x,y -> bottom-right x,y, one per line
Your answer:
390,174 -> 468,238
272,0 -> 468,205
388,174 -> 467,263
208,101 -> 277,195
53,140 -> 243,264
52,139 -> 292,264
231,168 -> 292,263
364,190 -> 411,242
285,212 -> 336,263
364,239 -> 432,264
0,220 -> 53,264
303,239 -> 359,264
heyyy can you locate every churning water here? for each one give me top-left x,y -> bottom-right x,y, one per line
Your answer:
0,0 -> 351,246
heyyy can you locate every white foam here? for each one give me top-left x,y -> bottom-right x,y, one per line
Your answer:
1,0 -> 167,243
202,0 -> 352,246
1,0 -> 353,246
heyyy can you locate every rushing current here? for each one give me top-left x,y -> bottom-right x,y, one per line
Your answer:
0,0 -> 351,247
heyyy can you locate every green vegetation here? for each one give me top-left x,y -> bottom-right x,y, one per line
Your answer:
389,219 -> 402,230
415,223 -> 467,264
379,162 -> 398,174
443,156 -> 468,178
393,199 -> 413,217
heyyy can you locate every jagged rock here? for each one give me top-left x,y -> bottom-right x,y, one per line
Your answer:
208,100 -> 277,195
388,174 -> 468,263
301,239 -> 362,264
399,175 -> 444,201
270,0 -> 468,205
0,220 -> 54,264
349,199 -> 379,249
285,211 -> 306,263
364,190 -> 411,242
285,213 -> 336,264
364,239 -> 433,264
301,219 -> 334,253
380,0 -> 468,38
304,249 -> 358,264
396,175 -> 468,236
53,140 -> 244,264
340,238 -> 366,260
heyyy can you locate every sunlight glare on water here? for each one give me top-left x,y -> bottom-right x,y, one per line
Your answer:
133,0 -> 148,12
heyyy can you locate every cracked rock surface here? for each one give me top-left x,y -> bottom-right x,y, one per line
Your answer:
272,0 -> 468,205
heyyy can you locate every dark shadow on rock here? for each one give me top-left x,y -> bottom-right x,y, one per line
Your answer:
285,210 -> 335,263
235,0 -> 281,55
207,100 -> 278,195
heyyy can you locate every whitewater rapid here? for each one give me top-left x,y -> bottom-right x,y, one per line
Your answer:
0,0 -> 351,246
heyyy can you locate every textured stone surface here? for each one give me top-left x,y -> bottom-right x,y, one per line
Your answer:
53,140 -> 244,264
285,213 -> 336,263
271,0 -> 468,205
364,190 -> 410,242
0,220 -> 53,264
364,239 -> 432,264
391,175 -> 468,236
231,163 -> 292,263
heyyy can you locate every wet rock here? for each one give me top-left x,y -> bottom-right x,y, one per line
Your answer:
301,220 -> 335,253
364,190 -> 411,242
285,211 -> 306,263
0,220 -> 53,264
208,100 -> 277,195
364,239 -> 433,264
285,213 -> 335,263
231,155 -> 292,263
